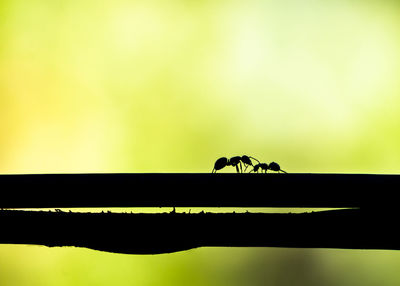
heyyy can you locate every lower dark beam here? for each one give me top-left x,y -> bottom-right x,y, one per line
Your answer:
1,209 -> 397,254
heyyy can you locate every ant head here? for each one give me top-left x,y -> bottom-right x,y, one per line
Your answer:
241,155 -> 253,166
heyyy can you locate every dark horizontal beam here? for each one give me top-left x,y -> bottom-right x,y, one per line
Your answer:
0,173 -> 398,208
1,209 -> 397,254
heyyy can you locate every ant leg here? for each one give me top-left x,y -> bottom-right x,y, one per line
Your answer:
235,164 -> 239,173
239,162 -> 243,173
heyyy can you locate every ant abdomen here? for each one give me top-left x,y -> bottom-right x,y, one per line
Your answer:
268,162 -> 287,173
212,157 -> 229,173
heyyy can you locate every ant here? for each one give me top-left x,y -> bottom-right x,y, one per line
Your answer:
251,161 -> 287,173
212,155 -> 259,173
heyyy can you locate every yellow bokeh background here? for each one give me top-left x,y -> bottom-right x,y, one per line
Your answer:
1,0 -> 400,285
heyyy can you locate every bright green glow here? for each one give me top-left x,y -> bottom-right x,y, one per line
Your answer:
1,0 -> 400,285
1,0 -> 400,174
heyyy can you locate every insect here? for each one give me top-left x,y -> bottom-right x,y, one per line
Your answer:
250,162 -> 287,173
212,155 -> 260,173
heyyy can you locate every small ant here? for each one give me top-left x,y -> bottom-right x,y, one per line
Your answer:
212,155 -> 259,173
251,161 -> 287,173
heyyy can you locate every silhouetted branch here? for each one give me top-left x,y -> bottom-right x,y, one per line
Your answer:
1,208 -> 398,254
1,173 -> 399,208
2,173 -> 398,254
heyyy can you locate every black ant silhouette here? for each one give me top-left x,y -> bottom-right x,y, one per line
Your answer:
250,161 -> 287,173
212,155 -> 259,173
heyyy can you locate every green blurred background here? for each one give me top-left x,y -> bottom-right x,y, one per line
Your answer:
1,0 -> 400,284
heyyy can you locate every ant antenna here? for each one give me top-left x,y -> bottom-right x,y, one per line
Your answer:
248,156 -> 260,163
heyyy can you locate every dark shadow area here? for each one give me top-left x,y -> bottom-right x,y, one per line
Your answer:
0,208 -> 398,254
